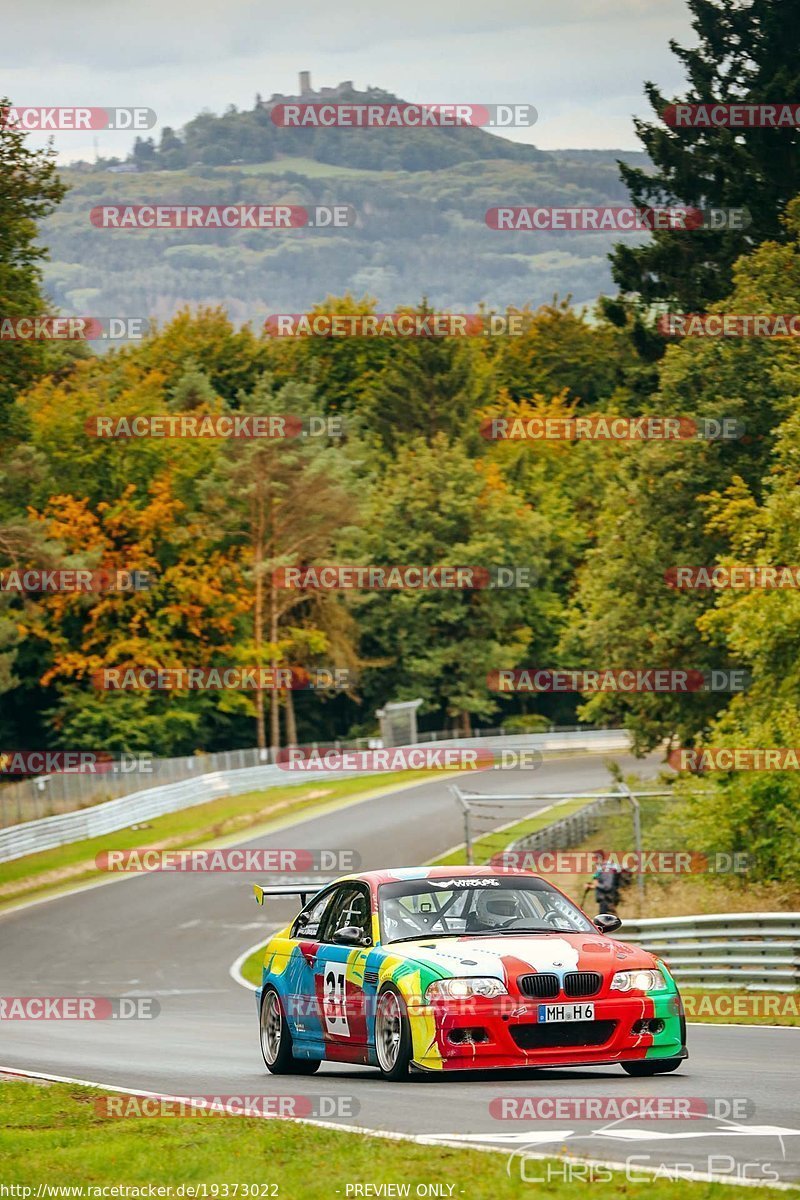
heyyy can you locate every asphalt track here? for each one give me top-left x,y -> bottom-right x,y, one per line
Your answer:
1,752 -> 798,1187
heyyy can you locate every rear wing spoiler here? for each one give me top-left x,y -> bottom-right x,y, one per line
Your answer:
253,882 -> 332,907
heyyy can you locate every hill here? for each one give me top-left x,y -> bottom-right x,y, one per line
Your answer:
40,80 -> 649,322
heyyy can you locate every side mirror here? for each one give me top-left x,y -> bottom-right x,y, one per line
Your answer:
594,913 -> 622,934
333,925 -> 370,946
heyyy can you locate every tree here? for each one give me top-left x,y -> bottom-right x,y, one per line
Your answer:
491,300 -> 633,406
201,377 -> 356,750
0,99 -> 66,436
17,483 -> 242,754
355,310 -> 492,457
352,435 -> 560,732
611,0 -> 800,310
569,203 -> 800,749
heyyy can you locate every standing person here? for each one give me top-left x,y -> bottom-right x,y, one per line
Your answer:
582,850 -> 621,915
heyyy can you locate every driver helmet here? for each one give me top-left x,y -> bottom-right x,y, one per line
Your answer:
474,890 -> 520,928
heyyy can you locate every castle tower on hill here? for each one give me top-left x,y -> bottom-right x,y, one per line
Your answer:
260,74 -> 380,111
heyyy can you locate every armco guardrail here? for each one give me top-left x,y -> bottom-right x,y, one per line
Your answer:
0,765 -> 357,865
619,913 -> 800,992
0,728 -> 630,865
507,793 -> 623,855
0,724 -> 625,827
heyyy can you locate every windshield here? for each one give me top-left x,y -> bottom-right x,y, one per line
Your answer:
378,876 -> 594,943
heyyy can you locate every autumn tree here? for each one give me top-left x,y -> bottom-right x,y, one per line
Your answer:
201,376 -> 356,750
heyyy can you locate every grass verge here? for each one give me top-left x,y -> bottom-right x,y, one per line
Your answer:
0,770 -> 441,913
240,943 -> 267,987
0,1081 -> 794,1199
431,795 -> 594,867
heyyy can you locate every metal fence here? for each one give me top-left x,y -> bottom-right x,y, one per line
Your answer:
0,763 -> 365,864
507,794 -> 627,854
0,727 -> 630,865
619,912 -> 800,992
0,723 -> 624,828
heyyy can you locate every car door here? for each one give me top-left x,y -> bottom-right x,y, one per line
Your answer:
282,886 -> 338,1046
313,883 -> 373,1059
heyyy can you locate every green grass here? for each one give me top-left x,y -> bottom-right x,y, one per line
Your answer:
0,770 -> 441,912
431,796 -> 594,867
1,1082 -> 793,1198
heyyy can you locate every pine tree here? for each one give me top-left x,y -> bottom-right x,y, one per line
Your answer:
612,0 -> 800,310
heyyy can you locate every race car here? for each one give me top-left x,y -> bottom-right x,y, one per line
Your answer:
252,865 -> 687,1080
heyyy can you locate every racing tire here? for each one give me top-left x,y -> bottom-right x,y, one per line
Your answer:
621,1056 -> 685,1076
374,984 -> 412,1081
260,986 -> 321,1075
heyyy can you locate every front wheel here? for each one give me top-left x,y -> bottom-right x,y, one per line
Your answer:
375,985 -> 412,1081
260,987 -> 321,1075
622,1057 -> 685,1076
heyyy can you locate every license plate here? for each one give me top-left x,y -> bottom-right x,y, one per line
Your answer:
537,1002 -> 595,1023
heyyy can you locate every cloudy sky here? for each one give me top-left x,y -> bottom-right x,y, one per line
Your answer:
3,0 -> 694,162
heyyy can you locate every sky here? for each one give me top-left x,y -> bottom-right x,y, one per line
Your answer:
2,0 -> 695,163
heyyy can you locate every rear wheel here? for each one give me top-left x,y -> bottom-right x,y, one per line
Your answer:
375,985 -> 412,1081
622,1057 -> 685,1076
260,987 -> 321,1075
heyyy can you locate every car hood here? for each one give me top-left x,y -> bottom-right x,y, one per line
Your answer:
385,932 -> 656,981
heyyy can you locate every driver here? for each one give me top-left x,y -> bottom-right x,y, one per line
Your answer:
472,891 -> 522,930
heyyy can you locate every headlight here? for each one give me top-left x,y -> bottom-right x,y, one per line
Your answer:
425,977 -> 507,1001
610,969 -> 667,993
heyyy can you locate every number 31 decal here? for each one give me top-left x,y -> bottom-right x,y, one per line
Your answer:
323,962 -> 349,1036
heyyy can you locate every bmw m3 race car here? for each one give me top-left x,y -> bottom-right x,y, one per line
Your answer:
252,866 -> 687,1080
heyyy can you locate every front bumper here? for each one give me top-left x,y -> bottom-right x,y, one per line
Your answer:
408,991 -> 686,1071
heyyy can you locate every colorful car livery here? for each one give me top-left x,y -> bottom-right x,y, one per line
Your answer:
252,866 -> 687,1080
